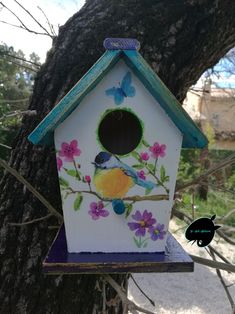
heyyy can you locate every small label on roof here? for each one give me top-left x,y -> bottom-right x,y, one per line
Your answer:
103,38 -> 140,50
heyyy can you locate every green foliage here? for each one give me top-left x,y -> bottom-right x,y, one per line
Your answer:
0,43 -> 40,164
74,193 -> 83,211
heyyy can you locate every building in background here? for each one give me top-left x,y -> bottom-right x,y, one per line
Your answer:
183,80 -> 235,150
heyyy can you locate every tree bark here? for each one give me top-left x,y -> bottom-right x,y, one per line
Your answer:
1,0 -> 235,313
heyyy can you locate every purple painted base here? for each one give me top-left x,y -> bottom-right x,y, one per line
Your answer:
43,225 -> 193,274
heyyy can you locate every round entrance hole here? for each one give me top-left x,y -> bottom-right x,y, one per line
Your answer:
98,109 -> 143,155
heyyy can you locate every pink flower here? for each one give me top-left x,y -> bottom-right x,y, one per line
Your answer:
137,170 -> 146,180
88,201 -> 109,220
149,142 -> 166,158
140,152 -> 150,161
59,140 -> 81,162
85,175 -> 91,184
56,157 -> 63,171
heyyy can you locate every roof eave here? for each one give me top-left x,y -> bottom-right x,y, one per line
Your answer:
28,50 -> 122,146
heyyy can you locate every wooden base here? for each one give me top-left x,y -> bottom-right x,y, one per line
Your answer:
43,225 -> 194,274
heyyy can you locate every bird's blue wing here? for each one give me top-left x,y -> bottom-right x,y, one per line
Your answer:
105,87 -> 124,105
119,161 -> 155,190
121,72 -> 136,97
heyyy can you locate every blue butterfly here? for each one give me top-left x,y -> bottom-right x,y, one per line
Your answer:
105,72 -> 136,105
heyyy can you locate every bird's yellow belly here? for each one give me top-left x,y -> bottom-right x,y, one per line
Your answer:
94,168 -> 133,199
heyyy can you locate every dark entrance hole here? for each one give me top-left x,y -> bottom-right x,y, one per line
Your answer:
98,109 -> 143,155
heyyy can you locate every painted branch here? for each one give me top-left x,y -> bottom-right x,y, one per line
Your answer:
123,194 -> 169,201
103,275 -> 155,314
70,188 -> 169,202
0,158 -> 63,222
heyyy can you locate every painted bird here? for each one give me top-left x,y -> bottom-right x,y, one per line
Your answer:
93,152 -> 156,215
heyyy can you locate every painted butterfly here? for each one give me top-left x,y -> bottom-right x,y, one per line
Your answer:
105,72 -> 136,105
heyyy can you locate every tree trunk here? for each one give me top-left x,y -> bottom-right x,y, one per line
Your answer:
1,0 -> 235,313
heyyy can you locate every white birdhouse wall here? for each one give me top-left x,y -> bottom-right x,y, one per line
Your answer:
54,60 -> 183,253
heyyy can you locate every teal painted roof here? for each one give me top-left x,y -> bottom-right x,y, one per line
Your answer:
28,49 -> 208,148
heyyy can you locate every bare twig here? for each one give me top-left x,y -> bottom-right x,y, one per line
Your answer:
208,248 -> 235,313
0,20 -> 50,36
8,213 -> 53,226
0,2 -> 32,32
2,57 -> 38,72
0,143 -> 12,150
222,208 -> 235,222
0,110 -> 37,122
37,6 -> 56,36
190,254 -> 235,273
1,52 -> 41,67
130,274 -> 155,306
216,229 -> 235,245
176,153 -> 235,192
0,158 -> 63,222
103,275 -> 155,314
0,98 -> 29,104
13,0 -> 54,38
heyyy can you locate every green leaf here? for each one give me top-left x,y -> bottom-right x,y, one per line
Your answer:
131,151 -> 140,161
142,139 -> 150,147
160,165 -> 166,181
132,164 -> 144,170
145,188 -> 152,195
147,163 -> 155,172
67,169 -> 81,180
59,177 -> 69,187
125,203 -> 133,218
133,237 -> 141,248
164,176 -> 170,183
74,193 -> 83,211
143,242 -> 148,248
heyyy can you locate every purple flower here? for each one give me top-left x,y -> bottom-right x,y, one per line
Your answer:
128,210 -> 156,237
88,201 -> 109,220
149,142 -> 166,159
59,140 -> 81,162
149,223 -> 166,240
56,157 -> 63,171
140,152 -> 150,161
137,170 -> 146,180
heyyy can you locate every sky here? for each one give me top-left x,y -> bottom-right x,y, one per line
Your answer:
0,0 -> 85,61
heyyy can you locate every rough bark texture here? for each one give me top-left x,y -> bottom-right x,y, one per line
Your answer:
1,0 -> 235,313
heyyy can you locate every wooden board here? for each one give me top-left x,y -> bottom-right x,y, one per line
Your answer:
43,225 -> 194,274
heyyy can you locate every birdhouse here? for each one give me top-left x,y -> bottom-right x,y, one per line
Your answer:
28,38 -> 207,257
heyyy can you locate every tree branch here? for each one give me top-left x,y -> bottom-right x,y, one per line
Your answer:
0,158 -> 63,222
176,153 -> 235,192
1,51 -> 41,67
8,213 -> 53,226
0,19 -> 50,36
0,110 -> 37,122
190,254 -> 235,273
13,0 -> 54,38
208,249 -> 235,313
0,143 -> 12,150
